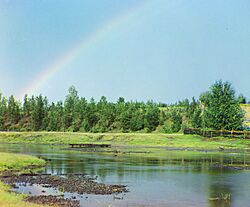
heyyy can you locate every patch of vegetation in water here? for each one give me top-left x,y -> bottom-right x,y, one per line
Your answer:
209,193 -> 231,201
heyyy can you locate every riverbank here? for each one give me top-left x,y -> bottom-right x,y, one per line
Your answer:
0,152 -> 128,207
0,152 -> 46,207
0,153 -> 84,207
0,132 -> 250,150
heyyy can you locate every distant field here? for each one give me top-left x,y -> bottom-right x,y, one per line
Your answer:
241,104 -> 250,126
0,132 -> 250,150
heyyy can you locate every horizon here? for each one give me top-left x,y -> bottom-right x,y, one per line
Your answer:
0,80 -> 248,105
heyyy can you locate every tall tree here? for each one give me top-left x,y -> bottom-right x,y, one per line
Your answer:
200,80 -> 244,130
170,108 -> 182,132
64,86 -> 79,131
7,95 -> 21,129
47,101 -> 64,131
185,97 -> 202,128
32,95 -> 46,131
0,93 -> 8,130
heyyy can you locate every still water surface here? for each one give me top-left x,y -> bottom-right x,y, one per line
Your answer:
1,144 -> 250,207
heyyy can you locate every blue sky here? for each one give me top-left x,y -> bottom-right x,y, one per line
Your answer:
0,0 -> 250,103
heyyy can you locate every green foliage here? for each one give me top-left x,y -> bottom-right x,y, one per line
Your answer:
0,94 -> 8,130
144,103 -> 160,132
31,95 -> 46,131
170,109 -> 182,133
238,94 -> 247,104
0,87 -> 161,132
47,102 -> 64,131
200,80 -> 244,130
185,97 -> 202,128
7,95 -> 21,128
0,81 -> 246,133
64,86 -> 79,131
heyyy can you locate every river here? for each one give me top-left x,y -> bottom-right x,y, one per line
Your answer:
0,143 -> 250,207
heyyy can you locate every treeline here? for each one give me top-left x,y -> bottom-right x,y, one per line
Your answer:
0,86 -> 162,132
0,81 -> 246,133
171,80 -> 245,131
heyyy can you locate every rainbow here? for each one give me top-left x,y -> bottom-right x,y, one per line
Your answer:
18,1 -> 151,99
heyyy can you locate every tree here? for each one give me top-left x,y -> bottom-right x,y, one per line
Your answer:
32,95 -> 46,131
130,103 -> 145,131
200,80 -> 244,130
23,94 -> 31,117
144,102 -> 160,132
20,94 -> 33,130
238,94 -> 247,104
0,93 -> 8,130
73,98 -> 87,132
93,96 -> 116,132
83,98 -> 98,132
64,86 -> 79,131
7,95 -> 21,129
47,101 -> 64,131
186,97 -> 202,128
170,109 -> 182,132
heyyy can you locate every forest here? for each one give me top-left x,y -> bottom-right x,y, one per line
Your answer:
0,81 -> 247,133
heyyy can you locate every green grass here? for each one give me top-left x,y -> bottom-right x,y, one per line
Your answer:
0,152 -> 45,172
0,153 -> 46,207
0,131 -> 250,150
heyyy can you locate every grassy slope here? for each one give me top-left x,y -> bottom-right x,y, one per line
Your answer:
241,104 -> 250,126
0,153 -> 46,207
0,132 -> 250,150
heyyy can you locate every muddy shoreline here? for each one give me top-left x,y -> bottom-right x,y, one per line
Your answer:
25,195 -> 80,207
0,172 -> 128,207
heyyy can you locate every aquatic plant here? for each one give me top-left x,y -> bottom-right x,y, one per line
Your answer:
209,193 -> 231,201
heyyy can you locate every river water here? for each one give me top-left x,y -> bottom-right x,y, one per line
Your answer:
1,143 -> 250,207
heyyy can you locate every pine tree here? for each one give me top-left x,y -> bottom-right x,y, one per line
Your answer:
32,95 -> 46,131
0,93 -> 8,130
7,95 -> 21,129
64,86 -> 79,131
